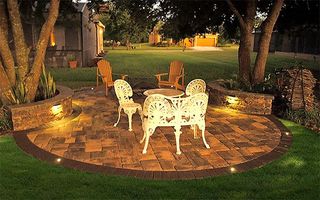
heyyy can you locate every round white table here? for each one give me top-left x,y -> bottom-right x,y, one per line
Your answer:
143,88 -> 184,97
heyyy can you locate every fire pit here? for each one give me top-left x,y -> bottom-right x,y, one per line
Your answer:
132,81 -> 157,97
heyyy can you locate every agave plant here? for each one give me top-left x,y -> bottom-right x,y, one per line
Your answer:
36,64 -> 57,100
12,81 -> 28,104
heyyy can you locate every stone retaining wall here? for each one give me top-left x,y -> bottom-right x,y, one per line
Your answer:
8,86 -> 74,131
208,82 -> 274,115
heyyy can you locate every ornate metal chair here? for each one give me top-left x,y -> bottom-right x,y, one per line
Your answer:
185,79 -> 207,138
140,93 -> 210,155
186,79 -> 206,96
96,59 -> 127,96
113,79 -> 142,131
155,60 -> 185,90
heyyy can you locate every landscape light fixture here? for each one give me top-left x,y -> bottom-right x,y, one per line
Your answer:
51,104 -> 62,115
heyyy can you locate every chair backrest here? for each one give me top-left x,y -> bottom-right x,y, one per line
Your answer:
188,93 -> 209,123
168,61 -> 184,83
143,93 -> 208,125
114,80 -> 134,105
144,94 -> 172,124
185,79 -> 206,96
97,60 -> 113,83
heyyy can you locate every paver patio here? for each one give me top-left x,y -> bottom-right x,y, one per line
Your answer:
14,88 -> 291,179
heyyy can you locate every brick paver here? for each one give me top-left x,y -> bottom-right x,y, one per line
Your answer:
25,89 -> 283,172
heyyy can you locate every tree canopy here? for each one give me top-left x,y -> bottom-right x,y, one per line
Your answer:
99,0 -> 158,43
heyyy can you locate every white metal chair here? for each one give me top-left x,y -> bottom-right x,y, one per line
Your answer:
185,79 -> 207,138
186,79 -> 206,96
113,79 -> 142,131
140,93 -> 210,155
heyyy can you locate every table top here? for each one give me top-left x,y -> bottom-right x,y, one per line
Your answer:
143,88 -> 184,97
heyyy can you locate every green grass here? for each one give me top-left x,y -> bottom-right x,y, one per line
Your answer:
49,47 -> 320,89
0,120 -> 319,199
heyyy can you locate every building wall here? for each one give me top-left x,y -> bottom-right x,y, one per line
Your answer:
45,19 -> 82,67
97,23 -> 104,54
253,29 -> 320,54
82,7 -> 98,67
194,34 -> 218,47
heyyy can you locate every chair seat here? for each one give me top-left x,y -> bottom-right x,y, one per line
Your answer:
158,81 -> 175,86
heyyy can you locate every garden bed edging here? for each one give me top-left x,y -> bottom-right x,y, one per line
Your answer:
8,85 -> 74,131
208,81 -> 274,115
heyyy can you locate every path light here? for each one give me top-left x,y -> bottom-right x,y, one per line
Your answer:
56,158 -> 62,163
51,104 -> 62,115
285,132 -> 290,136
230,167 -> 236,173
226,95 -> 239,105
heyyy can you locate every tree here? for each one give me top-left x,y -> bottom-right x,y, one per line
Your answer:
100,0 -> 157,44
158,0 -> 286,85
226,0 -> 284,85
0,0 -> 60,104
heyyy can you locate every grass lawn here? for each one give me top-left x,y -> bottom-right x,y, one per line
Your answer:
49,47 -> 320,89
0,120 -> 319,199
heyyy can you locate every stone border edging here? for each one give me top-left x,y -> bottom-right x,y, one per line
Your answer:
13,115 -> 292,180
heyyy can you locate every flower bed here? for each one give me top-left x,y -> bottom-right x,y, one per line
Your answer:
208,81 -> 274,115
8,86 -> 74,131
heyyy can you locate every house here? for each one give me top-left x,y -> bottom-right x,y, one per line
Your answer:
182,33 -> 219,47
253,28 -> 320,55
25,3 -> 105,68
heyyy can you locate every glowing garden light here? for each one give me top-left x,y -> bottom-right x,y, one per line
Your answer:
51,104 -> 62,115
226,96 -> 239,105
230,167 -> 236,173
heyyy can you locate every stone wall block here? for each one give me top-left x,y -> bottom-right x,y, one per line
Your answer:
8,86 -> 74,131
208,82 -> 274,115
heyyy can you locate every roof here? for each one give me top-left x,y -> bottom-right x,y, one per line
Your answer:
73,2 -> 86,13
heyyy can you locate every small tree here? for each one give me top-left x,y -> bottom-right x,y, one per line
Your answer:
0,0 -> 60,105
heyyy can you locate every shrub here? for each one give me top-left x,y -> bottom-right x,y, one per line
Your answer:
0,107 -> 12,131
285,108 -> 320,133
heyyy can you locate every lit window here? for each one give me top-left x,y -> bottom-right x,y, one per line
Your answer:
50,31 -> 56,46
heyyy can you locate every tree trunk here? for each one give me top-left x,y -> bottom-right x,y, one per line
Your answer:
0,30 -> 16,86
226,0 -> 256,85
7,0 -> 30,80
0,1 -> 15,86
252,0 -> 284,84
0,60 -> 14,105
25,0 -> 60,102
0,1 -> 8,40
238,28 -> 253,85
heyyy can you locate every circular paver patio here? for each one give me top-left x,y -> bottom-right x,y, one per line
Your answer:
14,88 -> 292,179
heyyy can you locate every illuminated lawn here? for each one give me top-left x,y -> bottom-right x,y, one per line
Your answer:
49,47 -> 320,89
0,120 -> 319,199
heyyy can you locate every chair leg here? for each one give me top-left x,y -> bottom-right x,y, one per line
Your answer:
127,111 -> 133,131
124,108 -> 135,132
138,106 -> 143,123
174,125 -> 182,155
192,124 -> 199,139
200,124 -> 210,149
113,106 -> 122,127
140,131 -> 146,144
142,128 -> 153,154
